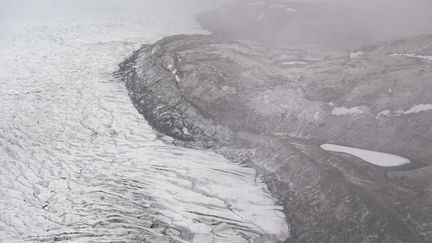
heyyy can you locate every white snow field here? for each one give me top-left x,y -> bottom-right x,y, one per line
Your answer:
0,2 -> 288,242
403,104 -> 432,114
391,53 -> 432,62
331,106 -> 366,116
321,144 -> 411,167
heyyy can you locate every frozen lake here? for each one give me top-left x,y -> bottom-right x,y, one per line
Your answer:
0,2 -> 288,242
321,144 -> 411,167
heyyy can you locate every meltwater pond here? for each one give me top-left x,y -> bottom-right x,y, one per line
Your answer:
0,6 -> 288,243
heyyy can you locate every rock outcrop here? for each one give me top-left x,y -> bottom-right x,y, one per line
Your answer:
118,34 -> 432,242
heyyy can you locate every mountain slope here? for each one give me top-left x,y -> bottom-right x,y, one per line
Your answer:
119,34 -> 432,242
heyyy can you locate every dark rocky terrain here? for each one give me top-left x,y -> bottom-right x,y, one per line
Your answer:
118,33 -> 432,242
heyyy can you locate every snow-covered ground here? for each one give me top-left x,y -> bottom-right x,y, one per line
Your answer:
377,104 -> 432,118
350,51 -> 364,59
391,53 -> 432,62
403,104 -> 432,114
331,106 -> 366,116
282,61 -> 307,65
321,144 -> 411,167
0,4 -> 288,242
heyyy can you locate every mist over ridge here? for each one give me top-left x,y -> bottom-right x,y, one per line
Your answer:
195,0 -> 432,50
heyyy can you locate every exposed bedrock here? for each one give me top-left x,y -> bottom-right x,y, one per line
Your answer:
118,34 -> 432,242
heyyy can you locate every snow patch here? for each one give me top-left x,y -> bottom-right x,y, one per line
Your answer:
391,53 -> 432,62
403,104 -> 432,114
350,51 -> 364,59
321,144 -> 411,167
332,106 -> 365,116
257,14 -> 266,21
282,61 -> 307,65
377,109 -> 400,118
303,57 -> 323,61
270,5 -> 297,13
378,104 -> 432,118
270,4 -> 288,9
285,8 -> 297,13
248,2 -> 264,7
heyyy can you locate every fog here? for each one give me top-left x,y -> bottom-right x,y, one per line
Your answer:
193,0 -> 432,49
289,0 -> 432,42
0,0 -> 430,47
321,0 -> 432,39
333,0 -> 432,40
0,0 -> 232,21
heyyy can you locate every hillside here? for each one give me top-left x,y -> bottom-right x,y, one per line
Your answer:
118,34 -> 432,242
